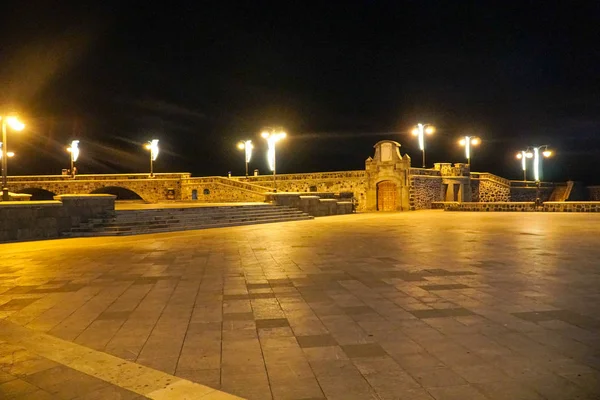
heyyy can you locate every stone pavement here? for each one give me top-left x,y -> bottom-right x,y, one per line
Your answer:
1,210 -> 600,399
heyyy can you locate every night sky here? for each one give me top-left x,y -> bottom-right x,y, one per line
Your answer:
2,2 -> 599,183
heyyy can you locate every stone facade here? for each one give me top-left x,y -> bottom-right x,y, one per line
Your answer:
365,141 -> 411,211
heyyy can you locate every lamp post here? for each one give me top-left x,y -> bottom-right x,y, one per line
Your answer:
458,136 -> 480,166
515,150 -> 533,181
237,140 -> 253,178
144,139 -> 159,178
261,128 -> 286,192
1,116 -> 25,201
531,145 -> 552,182
411,123 -> 435,168
66,140 -> 80,178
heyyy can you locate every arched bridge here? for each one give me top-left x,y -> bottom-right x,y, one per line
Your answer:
7,173 -> 191,202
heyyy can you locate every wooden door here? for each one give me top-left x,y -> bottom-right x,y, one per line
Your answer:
377,181 -> 397,211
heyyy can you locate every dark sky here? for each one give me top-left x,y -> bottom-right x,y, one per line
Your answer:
2,1 -> 599,183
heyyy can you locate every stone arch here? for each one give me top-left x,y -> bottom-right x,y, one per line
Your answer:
90,186 -> 143,201
17,188 -> 57,201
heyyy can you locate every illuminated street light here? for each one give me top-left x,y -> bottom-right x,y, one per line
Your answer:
411,123 -> 435,168
531,145 -> 552,182
144,139 -> 159,178
261,128 -> 286,191
66,140 -> 80,178
237,140 -> 253,178
515,150 -> 533,181
1,116 -> 25,201
458,136 -> 480,166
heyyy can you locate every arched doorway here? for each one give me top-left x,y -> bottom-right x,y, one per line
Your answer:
377,181 -> 397,211
18,188 -> 56,200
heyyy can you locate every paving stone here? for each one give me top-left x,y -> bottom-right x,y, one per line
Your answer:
222,312 -> 255,321
342,306 -> 375,315
255,318 -> 290,329
419,284 -> 471,291
0,298 -> 41,311
409,308 -> 475,319
341,343 -> 387,358
296,335 -> 338,349
96,311 -> 132,320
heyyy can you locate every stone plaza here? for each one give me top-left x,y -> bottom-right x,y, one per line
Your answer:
1,211 -> 599,399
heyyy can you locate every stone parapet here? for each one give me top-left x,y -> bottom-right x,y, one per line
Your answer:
444,202 -> 536,212
543,202 -> 600,212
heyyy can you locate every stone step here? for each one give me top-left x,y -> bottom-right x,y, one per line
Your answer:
66,215 -> 313,237
74,213 -> 313,232
84,210 -> 308,227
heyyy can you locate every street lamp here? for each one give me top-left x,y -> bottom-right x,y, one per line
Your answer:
531,145 -> 552,182
66,140 -> 80,178
458,136 -> 480,166
144,139 -> 159,178
1,116 -> 25,201
411,123 -> 435,168
515,150 -> 533,181
237,140 -> 253,178
261,128 -> 286,191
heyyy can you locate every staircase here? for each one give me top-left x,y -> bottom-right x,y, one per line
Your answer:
548,183 -> 569,202
64,204 -> 313,237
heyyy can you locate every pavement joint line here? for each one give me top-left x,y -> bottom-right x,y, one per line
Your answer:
0,319 -> 245,400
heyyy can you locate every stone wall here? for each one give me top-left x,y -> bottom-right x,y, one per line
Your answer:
239,171 -> 368,211
470,173 -> 511,202
510,186 -> 553,202
409,176 -> 442,210
267,193 -> 353,216
444,202 -> 536,212
543,202 -> 600,212
0,195 -> 116,242
9,177 -> 183,203
588,186 -> 600,201
181,179 -> 266,203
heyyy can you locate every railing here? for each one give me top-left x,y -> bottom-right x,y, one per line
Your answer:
509,180 -> 556,188
471,172 -> 511,187
240,170 -> 366,182
7,173 -> 192,182
184,176 -> 274,194
409,168 -> 441,176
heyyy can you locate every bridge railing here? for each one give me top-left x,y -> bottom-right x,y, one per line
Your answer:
185,176 -> 274,193
7,173 -> 192,182
471,172 -> 511,187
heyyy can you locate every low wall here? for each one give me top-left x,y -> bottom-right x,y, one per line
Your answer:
239,171 -> 367,211
444,202 -> 536,212
0,194 -> 116,242
543,202 -> 600,212
267,193 -> 354,217
510,183 -> 554,202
